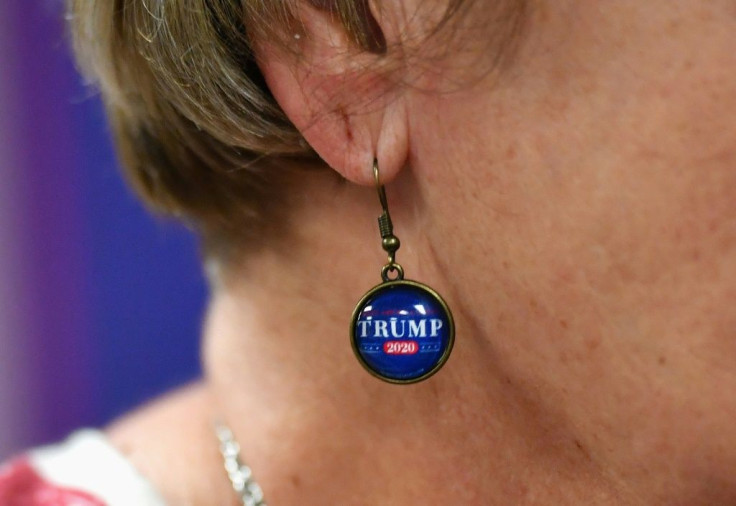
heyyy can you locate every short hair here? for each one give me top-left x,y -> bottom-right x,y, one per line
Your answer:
67,0 -> 524,258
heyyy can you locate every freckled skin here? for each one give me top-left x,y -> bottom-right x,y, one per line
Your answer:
407,1 -> 736,503
110,1 -> 736,505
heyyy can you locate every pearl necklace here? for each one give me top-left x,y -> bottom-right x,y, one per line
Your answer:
215,424 -> 267,506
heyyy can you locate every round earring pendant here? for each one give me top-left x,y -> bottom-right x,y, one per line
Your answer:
350,280 -> 455,384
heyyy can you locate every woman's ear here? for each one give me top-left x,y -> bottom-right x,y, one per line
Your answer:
254,0 -> 410,186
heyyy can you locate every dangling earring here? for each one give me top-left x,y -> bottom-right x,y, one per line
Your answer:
350,159 -> 455,384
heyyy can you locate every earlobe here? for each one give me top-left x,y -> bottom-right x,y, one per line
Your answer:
254,1 -> 409,186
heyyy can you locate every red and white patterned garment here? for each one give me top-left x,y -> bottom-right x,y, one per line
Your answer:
0,431 -> 165,506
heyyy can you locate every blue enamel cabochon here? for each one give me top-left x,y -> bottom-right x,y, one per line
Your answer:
350,280 -> 455,384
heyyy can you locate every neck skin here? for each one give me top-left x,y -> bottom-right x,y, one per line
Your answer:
202,171 -> 631,506
107,2 -> 736,503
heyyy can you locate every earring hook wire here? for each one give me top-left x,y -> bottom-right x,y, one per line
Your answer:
373,158 -> 404,281
374,159 -> 390,213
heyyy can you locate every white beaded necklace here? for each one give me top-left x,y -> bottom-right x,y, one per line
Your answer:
215,424 -> 267,506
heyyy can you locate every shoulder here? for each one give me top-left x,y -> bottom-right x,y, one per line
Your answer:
106,382 -> 237,506
0,430 -> 165,506
0,383 -> 235,506
106,381 -> 214,449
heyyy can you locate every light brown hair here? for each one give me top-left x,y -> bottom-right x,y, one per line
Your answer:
67,0 -> 524,256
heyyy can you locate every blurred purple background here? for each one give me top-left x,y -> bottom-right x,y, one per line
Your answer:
0,1 -> 206,459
